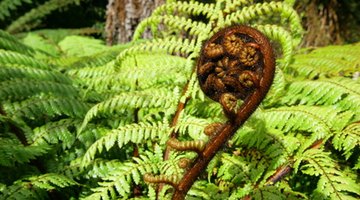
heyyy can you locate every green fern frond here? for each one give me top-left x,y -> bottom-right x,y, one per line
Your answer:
151,1 -> 215,20
175,114 -> 213,140
0,64 -> 71,83
295,149 -> 360,199
0,49 -> 50,70
31,119 -> 82,149
58,35 -> 107,57
0,79 -> 78,101
288,44 -> 360,79
115,37 -> 197,66
0,173 -> 78,199
3,96 -> 89,119
0,0 -> 31,20
6,0 -> 84,33
223,2 -> 303,42
262,106 -> 354,151
0,30 -> 35,55
333,121 -> 360,160
81,121 -> 170,166
21,33 -> 60,57
80,88 -> 179,130
133,15 -> 208,40
281,78 -> 360,117
83,151 -> 161,199
254,25 -> 294,67
0,137 -> 46,167
66,61 -> 115,79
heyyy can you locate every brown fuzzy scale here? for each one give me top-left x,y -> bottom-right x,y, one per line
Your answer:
223,33 -> 244,56
239,46 -> 259,66
204,43 -> 225,58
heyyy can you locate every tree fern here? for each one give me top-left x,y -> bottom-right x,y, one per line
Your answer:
0,0 -> 359,199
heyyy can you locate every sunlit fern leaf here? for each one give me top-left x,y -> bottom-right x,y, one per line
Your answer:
151,1 -> 215,19
281,78 -> 360,118
289,52 -> 359,79
262,106 -> 354,151
31,119 -> 82,149
115,37 -> 197,66
80,88 -> 179,131
58,35 -> 108,57
0,49 -> 50,70
0,79 -> 79,101
0,137 -> 47,167
82,151 -> 161,199
81,121 -> 170,167
3,96 -> 89,120
133,15 -> 208,40
263,67 -> 287,107
21,33 -> 60,57
175,114 -> 213,141
0,29 -> 35,55
66,60 -> 115,79
295,149 -> 360,200
254,25 -> 294,68
223,2 -> 303,42
0,64 -> 72,84
332,121 -> 360,160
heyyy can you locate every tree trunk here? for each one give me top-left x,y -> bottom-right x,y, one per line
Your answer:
105,0 -> 165,45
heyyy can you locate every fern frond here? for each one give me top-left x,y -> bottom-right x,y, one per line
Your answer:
6,0 -> 84,33
115,37 -> 197,66
151,1 -> 215,20
58,35 -> 107,57
0,64 -> 71,83
281,78 -> 360,117
288,44 -> 360,79
175,114 -> 213,140
80,88 -> 179,130
3,96 -> 89,119
0,0 -> 31,20
223,2 -> 303,42
295,149 -> 360,200
0,30 -> 35,55
21,33 -> 59,57
254,25 -> 294,67
31,119 -> 82,149
0,137 -> 46,167
333,121 -> 360,160
83,151 -> 161,199
0,173 -> 78,199
133,15 -> 208,40
0,49 -> 49,70
262,106 -> 354,151
0,79 -> 78,101
81,121 -> 170,167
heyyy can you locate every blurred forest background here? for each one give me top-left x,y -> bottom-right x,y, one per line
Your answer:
0,0 -> 359,46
